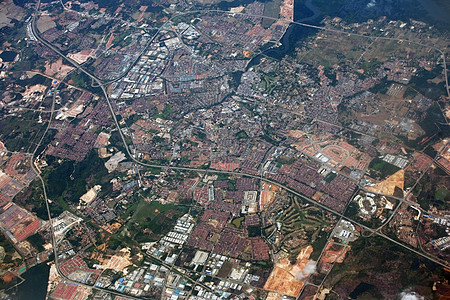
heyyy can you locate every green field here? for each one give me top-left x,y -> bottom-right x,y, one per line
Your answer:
324,172 -> 337,183
132,201 -> 184,223
262,0 -> 282,28
130,201 -> 189,242
231,217 -> 244,229
435,187 -> 450,201
369,157 -> 400,180
152,104 -> 173,120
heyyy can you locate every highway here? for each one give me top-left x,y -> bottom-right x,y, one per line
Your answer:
29,1 -> 148,299
29,0 -> 450,298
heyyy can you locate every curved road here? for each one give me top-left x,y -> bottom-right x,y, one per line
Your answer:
29,0 -> 450,297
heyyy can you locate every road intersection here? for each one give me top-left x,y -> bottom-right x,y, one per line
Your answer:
29,0 -> 450,298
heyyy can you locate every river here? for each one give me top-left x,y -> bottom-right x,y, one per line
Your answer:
415,0 -> 450,26
247,0 -> 449,65
247,0 -> 321,66
7,263 -> 50,300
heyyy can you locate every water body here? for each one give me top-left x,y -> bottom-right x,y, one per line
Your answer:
246,0 -> 320,66
8,263 -> 50,300
248,0 -> 450,65
0,51 -> 18,62
267,0 -> 320,55
296,0 -> 320,22
349,282 -> 377,299
416,0 -> 450,26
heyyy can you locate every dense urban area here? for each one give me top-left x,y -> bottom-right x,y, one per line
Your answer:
0,0 -> 449,299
